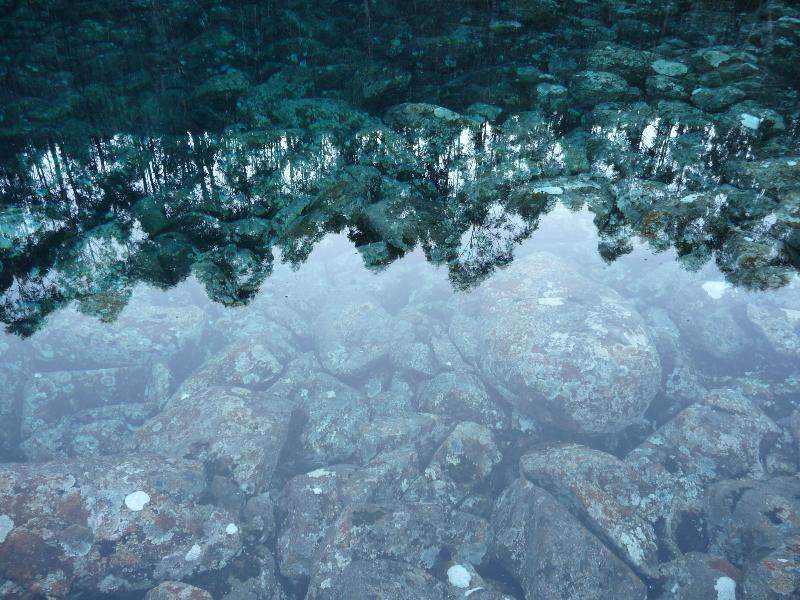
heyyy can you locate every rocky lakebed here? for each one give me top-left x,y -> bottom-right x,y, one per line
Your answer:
1,0 -> 800,598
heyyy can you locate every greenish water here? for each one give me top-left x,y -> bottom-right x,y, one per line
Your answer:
0,1 -> 799,599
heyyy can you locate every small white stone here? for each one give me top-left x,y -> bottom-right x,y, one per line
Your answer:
702,281 -> 731,300
325,390 -> 337,399
714,576 -> 736,600
185,544 -> 202,561
307,468 -> 332,479
788,160 -> 798,166
124,490 -> 150,512
740,113 -> 761,130
0,514 -> 14,544
225,523 -> 238,535
447,564 -> 472,589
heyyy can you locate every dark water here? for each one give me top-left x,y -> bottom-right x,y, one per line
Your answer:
1,1 -> 799,599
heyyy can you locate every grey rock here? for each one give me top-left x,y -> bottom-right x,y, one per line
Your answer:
626,390 -> 782,536
145,581 -> 213,600
705,476 -> 800,566
307,558 -> 449,600
520,443 -> 659,576
417,372 -> 507,431
747,300 -> 800,359
571,71 -> 638,107
651,60 -> 690,77
312,296 -> 395,378
356,413 -> 451,465
28,302 -> 206,370
20,366 -> 157,461
656,553 -> 742,600
264,360 -> 370,470
219,550 -> 286,600
491,479 -> 646,600
307,502 -> 491,597
0,456 -> 241,597
276,448 -> 419,582
135,386 -> 292,495
455,253 -> 660,434
175,338 -> 289,397
587,43 -> 654,82
646,75 -> 689,100
690,86 -> 747,112
741,534 -> 800,599
405,422 -> 501,512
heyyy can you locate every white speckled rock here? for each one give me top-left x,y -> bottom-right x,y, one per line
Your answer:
520,443 -> 659,577
454,253 -> 661,434
492,478 -> 646,599
0,456 -> 240,597
135,386 -> 292,495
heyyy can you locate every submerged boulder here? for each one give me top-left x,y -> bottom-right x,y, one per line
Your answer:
704,476 -> 800,567
626,389 -> 782,526
276,448 -> 419,583
135,386 -> 293,495
308,558 -> 450,600
656,553 -> 741,600
145,581 -> 213,600
0,456 -> 240,597
20,366 -> 159,461
520,443 -> 659,576
491,478 -> 646,599
454,253 -> 661,434
307,502 -> 491,598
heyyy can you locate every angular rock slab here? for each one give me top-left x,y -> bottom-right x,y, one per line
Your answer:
312,296 -> 396,378
656,553 -> 742,600
276,448 -> 419,582
705,476 -> 800,566
626,389 -> 782,522
491,478 -> 646,600
135,386 -> 292,495
28,303 -> 207,370
145,581 -> 213,600
455,253 -> 660,434
520,443 -> 659,576
308,558 -> 450,600
308,502 -> 491,597
20,366 -> 157,461
0,456 -> 240,597
742,534 -> 800,599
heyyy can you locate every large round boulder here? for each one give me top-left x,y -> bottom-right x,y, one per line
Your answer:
453,253 -> 661,434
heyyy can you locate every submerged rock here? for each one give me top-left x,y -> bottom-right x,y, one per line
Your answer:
626,390 -> 782,548
312,296 -> 396,379
276,448 -> 419,582
704,476 -> 800,567
307,502 -> 491,598
20,366 -> 159,461
571,71 -> 638,107
0,456 -> 240,597
656,553 -> 741,600
741,534 -> 800,599
28,302 -> 207,370
520,443 -> 659,576
455,253 -> 661,434
491,478 -> 646,600
308,558 -> 450,600
145,581 -> 213,600
135,386 -> 292,495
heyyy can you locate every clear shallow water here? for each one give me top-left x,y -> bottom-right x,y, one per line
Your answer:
1,1 -> 800,599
